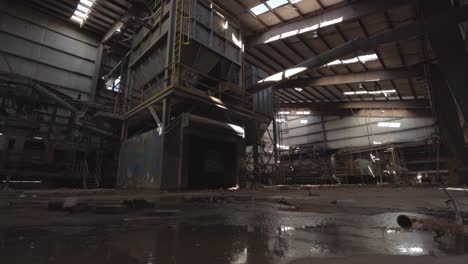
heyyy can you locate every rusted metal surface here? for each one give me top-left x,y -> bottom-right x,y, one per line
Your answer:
397,215 -> 468,235
117,129 -> 162,189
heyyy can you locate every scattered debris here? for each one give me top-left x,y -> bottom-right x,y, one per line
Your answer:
95,204 -> 129,214
278,198 -> 293,206
68,202 -> 89,214
184,195 -> 248,204
123,199 -> 155,210
331,199 -> 356,206
48,198 -> 89,213
145,209 -> 180,217
48,200 -> 64,211
63,197 -> 79,209
277,198 -> 302,211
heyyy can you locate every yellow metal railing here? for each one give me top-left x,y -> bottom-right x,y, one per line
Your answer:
172,0 -> 193,85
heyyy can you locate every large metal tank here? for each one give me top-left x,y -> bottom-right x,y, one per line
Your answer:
125,0 -> 243,110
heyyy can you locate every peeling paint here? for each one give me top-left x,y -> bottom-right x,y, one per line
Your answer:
117,129 -> 162,189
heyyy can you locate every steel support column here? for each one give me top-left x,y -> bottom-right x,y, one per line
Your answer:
430,67 -> 468,185
422,0 -> 468,122
89,44 -> 103,102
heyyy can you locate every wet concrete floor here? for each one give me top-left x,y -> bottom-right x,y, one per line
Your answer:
0,198 -> 467,263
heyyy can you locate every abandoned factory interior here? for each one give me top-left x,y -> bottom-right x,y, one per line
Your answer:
0,0 -> 468,263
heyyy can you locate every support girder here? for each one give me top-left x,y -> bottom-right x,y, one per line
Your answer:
248,6 -> 468,93
257,67 -> 422,93
247,0 -> 412,47
275,99 -> 429,110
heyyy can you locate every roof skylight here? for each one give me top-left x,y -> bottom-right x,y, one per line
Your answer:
71,0 -> 95,26
266,0 -> 288,9
251,0 -> 289,16
250,4 -> 269,15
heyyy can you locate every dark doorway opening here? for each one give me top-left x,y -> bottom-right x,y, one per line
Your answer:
188,136 -> 237,189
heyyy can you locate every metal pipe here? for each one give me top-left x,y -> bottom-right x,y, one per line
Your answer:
33,83 -> 79,113
397,214 -> 468,235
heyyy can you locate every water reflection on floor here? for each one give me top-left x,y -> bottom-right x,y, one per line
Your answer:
0,201 -> 466,264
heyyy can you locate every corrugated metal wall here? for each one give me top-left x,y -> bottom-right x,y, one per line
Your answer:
117,129 -> 163,189
0,0 -> 99,101
274,115 -> 437,150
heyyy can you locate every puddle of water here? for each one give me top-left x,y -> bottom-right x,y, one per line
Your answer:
0,201 -> 466,264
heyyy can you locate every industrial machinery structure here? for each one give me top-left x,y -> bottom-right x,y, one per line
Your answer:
110,0 -> 272,190
1,0 -> 467,189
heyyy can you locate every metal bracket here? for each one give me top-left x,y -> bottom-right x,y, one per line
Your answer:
147,105 -> 162,127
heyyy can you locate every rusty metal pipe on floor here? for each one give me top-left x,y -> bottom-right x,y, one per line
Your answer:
397,215 -> 468,235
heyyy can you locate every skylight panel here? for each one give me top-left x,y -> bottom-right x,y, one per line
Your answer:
250,4 -> 269,15
71,0 -> 95,26
266,0 -> 288,9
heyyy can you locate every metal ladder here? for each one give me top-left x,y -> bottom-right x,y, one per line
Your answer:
172,0 -> 193,84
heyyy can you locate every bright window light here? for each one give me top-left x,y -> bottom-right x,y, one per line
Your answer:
325,53 -> 378,67
343,89 -> 397,96
266,0 -> 288,9
232,33 -> 243,49
277,144 -> 290,150
71,0 -> 94,25
302,111 -> 310,115
300,119 -> 308,124
0,132 -> 3,136
382,89 -> 397,94
74,10 -> 88,19
285,67 -> 307,78
358,54 -> 379,63
80,0 -> 95,7
276,118 -> 286,123
250,4 -> 269,15
296,111 -> 303,115
265,35 -> 281,43
34,136 -> 43,140
228,124 -> 245,138
290,0 -> 302,3
278,111 -> 290,115
71,15 -> 84,23
281,29 -> 299,39
326,60 -> 342,66
216,104 -> 228,110
299,24 -> 319,34
341,57 -> 359,64
262,72 -> 283,82
320,17 -> 343,28
77,4 -> 90,13
295,87 -> 303,92
373,140 -> 383,145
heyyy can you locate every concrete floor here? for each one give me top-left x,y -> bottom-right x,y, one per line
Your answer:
0,186 -> 467,263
